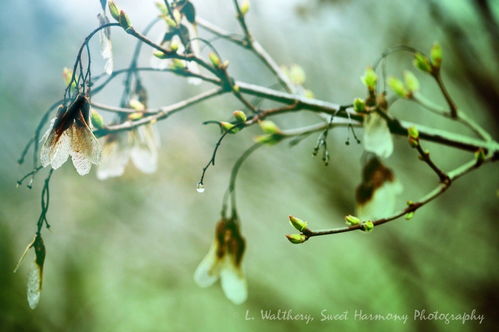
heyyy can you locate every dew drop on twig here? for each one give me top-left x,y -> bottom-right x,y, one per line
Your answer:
196,183 -> 205,193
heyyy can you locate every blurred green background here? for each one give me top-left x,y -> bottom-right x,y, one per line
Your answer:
1,0 -> 498,331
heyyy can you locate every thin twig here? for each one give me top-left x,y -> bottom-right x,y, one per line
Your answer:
198,16 -> 295,93
93,88 -> 225,136
303,156 -> 488,239
415,143 -> 450,183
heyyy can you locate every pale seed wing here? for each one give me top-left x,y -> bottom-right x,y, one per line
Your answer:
220,256 -> 247,305
97,133 -> 131,180
186,23 -> 202,85
97,13 -> 113,75
363,113 -> 393,158
70,123 -> 101,175
27,262 -> 42,309
357,181 -> 403,220
130,125 -> 159,173
194,243 -> 221,288
40,119 -> 71,169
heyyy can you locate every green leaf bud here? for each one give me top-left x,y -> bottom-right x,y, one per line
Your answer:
361,67 -> 377,91
289,215 -> 308,231
345,215 -> 360,226
388,77 -> 408,98
403,71 -> 419,93
233,110 -> 247,122
361,221 -> 374,232
285,234 -> 308,244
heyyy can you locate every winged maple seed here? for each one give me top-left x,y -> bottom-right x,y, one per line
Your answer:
194,219 -> 247,304
97,12 -> 113,75
97,124 -> 160,179
40,94 -> 101,175
97,89 -> 160,180
355,156 -> 402,220
14,234 -> 46,309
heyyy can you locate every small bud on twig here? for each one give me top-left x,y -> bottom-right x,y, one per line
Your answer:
361,67 -> 377,91
344,214 -> 360,226
91,109 -> 105,129
108,0 -> 120,21
254,133 -> 284,145
474,148 -> 486,164
353,98 -> 365,113
403,71 -> 419,93
413,53 -> 432,73
259,120 -> 280,134
430,42 -> 442,70
408,126 -> 419,147
388,77 -> 408,98
208,52 -> 221,68
153,51 -> 168,59
404,212 -> 415,220
119,10 -> 132,31
240,0 -> 250,16
288,215 -> 308,231
233,110 -> 247,122
285,234 -> 308,244
361,221 -> 374,232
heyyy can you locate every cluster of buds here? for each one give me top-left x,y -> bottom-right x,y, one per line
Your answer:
151,0 -> 202,84
285,216 -> 310,244
388,71 -> 420,99
413,43 -> 442,75
407,126 -> 420,148
108,0 -> 133,32
219,110 -> 247,134
345,215 -> 374,232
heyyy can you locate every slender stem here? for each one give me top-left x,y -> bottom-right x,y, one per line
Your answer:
91,67 -> 220,95
413,94 -> 491,141
198,16 -> 295,92
120,17 -> 161,106
198,123 -> 246,186
232,0 -> 252,43
433,71 -> 458,118
222,143 -> 262,218
414,142 -> 450,183
197,18 -> 245,46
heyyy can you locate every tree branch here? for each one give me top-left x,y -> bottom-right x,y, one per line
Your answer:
302,156 -> 490,239
93,88 -> 225,136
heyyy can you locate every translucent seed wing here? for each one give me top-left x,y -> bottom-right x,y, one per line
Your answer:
194,244 -> 221,288
97,13 -> 113,75
130,125 -> 159,173
363,113 -> 393,158
220,256 -> 247,305
186,23 -> 202,85
70,123 -> 101,176
97,133 -> 131,180
27,262 -> 42,309
357,181 -> 403,220
40,119 -> 71,170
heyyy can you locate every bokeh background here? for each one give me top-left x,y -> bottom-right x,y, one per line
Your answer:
1,0 -> 498,331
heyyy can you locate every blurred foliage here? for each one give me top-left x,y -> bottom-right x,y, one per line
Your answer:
0,0 -> 498,331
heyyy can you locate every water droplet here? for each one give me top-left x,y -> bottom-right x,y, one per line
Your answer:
196,183 -> 205,193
